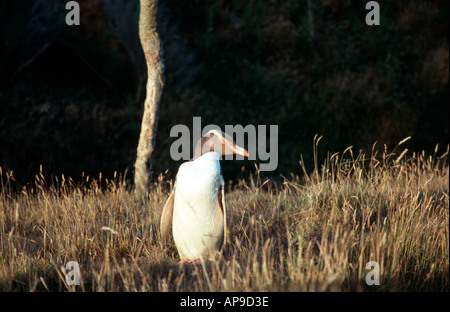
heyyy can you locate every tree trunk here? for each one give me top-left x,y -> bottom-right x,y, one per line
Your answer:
134,0 -> 165,194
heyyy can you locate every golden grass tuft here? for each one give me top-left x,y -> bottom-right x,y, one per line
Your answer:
0,139 -> 448,291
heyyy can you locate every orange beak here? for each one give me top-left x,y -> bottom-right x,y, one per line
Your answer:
222,137 -> 249,157
232,144 -> 249,157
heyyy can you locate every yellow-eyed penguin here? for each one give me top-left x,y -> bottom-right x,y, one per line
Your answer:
160,130 -> 248,262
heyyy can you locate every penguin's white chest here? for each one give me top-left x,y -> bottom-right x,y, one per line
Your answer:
172,152 -> 224,260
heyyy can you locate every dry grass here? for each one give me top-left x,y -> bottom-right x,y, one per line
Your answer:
0,138 -> 448,291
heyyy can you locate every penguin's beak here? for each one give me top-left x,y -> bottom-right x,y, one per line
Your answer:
222,135 -> 249,157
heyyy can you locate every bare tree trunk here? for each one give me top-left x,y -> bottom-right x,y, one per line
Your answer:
134,0 -> 165,194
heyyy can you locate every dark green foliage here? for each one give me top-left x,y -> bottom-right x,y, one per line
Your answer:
0,0 -> 448,185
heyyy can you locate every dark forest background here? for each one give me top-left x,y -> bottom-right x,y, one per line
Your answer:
0,0 -> 448,186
